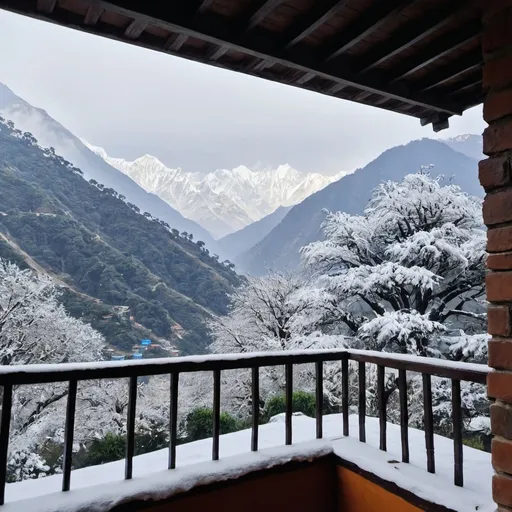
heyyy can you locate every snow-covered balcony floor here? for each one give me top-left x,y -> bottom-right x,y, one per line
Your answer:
4,414 -> 492,512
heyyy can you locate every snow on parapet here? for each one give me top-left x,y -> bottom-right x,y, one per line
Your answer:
4,414 -> 492,512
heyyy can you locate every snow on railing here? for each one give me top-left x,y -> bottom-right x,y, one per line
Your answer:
0,349 -> 490,505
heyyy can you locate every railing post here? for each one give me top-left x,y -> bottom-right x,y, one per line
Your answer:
315,361 -> 323,439
168,372 -> 179,469
125,376 -> 138,480
398,369 -> 409,463
452,379 -> 463,487
342,357 -> 349,436
62,380 -> 77,492
285,363 -> 293,445
422,373 -> 435,474
212,369 -> 221,461
377,365 -> 386,451
251,367 -> 259,452
0,384 -> 12,506
359,362 -> 366,443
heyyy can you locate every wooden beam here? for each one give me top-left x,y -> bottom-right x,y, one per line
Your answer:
355,1 -> 469,72
124,19 -> 147,40
167,33 -> 188,52
389,20 -> 481,83
296,72 -> 316,85
36,0 -> 56,14
196,0 -> 214,14
243,0 -> 284,31
326,83 -> 347,95
320,0 -> 411,61
417,50 -> 483,91
282,0 -> 349,49
208,45 -> 229,61
84,3 -> 103,25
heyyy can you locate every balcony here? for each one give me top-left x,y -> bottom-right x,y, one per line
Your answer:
0,349 -> 491,512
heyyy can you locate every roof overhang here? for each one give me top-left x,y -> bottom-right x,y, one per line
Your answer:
0,0 -> 484,131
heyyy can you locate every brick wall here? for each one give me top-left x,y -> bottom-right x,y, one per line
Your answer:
481,1 -> 512,509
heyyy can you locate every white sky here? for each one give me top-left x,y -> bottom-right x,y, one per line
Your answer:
0,9 -> 486,175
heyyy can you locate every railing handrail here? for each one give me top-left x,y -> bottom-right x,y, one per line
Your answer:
0,348 -> 490,385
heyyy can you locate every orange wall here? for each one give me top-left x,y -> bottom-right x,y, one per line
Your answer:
336,466 -> 423,512
122,460 -> 336,512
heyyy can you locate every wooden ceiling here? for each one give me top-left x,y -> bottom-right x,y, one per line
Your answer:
1,0 -> 484,131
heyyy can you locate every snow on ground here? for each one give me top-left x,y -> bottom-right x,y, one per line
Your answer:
4,414 -> 492,512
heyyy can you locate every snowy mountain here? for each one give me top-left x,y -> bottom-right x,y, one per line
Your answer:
441,134 -> 483,161
0,83 -> 218,251
218,205 -> 292,259
84,142 -> 344,238
237,138 -> 483,275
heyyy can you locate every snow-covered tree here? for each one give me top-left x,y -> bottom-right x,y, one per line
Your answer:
301,172 -> 486,357
301,172 -> 487,432
208,272 -> 346,416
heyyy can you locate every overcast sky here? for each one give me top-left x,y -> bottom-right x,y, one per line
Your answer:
0,9 -> 486,175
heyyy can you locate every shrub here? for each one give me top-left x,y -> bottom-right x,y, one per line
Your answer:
185,407 -> 241,442
263,390 -> 317,421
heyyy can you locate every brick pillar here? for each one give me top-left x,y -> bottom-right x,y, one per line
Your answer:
481,1 -> 512,510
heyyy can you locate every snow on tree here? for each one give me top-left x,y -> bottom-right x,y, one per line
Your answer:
301,172 -> 486,356
207,272 -> 347,417
301,172 -> 487,432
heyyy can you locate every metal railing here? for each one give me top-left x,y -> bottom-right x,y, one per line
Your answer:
0,349 -> 489,505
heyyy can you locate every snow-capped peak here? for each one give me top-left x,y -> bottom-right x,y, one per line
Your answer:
83,141 -> 346,238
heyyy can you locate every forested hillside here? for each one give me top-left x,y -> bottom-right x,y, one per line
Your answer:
0,119 -> 241,354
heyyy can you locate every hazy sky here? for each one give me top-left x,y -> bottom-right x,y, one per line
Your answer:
0,9 -> 486,175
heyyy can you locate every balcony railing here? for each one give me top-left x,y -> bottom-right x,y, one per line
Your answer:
0,349 -> 490,505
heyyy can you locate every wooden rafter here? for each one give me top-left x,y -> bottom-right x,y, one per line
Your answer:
355,1 -> 469,72
389,20 -> 481,83
167,33 -> 188,52
282,0 -> 349,49
84,3 -> 103,25
196,0 -> 215,14
320,0 -> 411,61
124,19 -> 147,39
417,49 -> 482,91
243,0 -> 284,31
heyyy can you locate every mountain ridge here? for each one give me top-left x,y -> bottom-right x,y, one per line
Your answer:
0,82 -> 219,251
84,140 -> 345,238
236,137 -> 483,275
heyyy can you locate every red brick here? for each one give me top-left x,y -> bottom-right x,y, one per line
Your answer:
483,9 -> 512,53
489,371 -> 512,401
489,252 -> 512,270
484,119 -> 512,156
490,339 -> 512,368
493,437 -> 512,473
489,226 -> 512,252
494,473 -> 512,508
485,90 -> 512,124
487,272 -> 512,301
489,306 -> 512,336
484,54 -> 512,92
483,189 -> 512,225
480,155 -> 512,190
492,402 -> 512,439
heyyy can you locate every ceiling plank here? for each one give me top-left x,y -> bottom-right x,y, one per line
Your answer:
320,0 -> 411,62
124,19 -> 147,39
84,3 -> 103,25
388,20 -> 481,83
355,1 -> 469,72
282,0 -> 349,49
